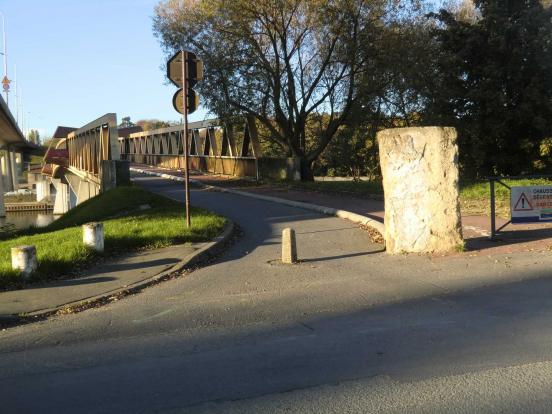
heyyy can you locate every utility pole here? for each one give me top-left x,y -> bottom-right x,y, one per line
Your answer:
14,63 -> 17,125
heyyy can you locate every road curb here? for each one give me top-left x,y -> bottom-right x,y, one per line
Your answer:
131,167 -> 386,241
0,220 -> 235,327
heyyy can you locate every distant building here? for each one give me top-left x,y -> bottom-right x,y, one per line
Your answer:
117,126 -> 143,139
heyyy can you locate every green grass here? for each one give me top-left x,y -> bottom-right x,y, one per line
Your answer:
4,194 -> 36,203
459,178 -> 552,217
29,154 -> 45,165
0,186 -> 226,289
274,176 -> 552,218
279,179 -> 384,196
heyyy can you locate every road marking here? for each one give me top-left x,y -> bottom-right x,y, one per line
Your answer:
463,225 -> 490,237
132,309 -> 175,323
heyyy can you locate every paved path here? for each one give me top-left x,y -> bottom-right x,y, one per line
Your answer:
0,244 -> 197,317
1,173 -> 552,413
133,164 -> 552,255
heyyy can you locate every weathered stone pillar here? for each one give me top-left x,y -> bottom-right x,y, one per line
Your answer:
11,245 -> 38,278
377,127 -> 463,254
82,222 -> 104,252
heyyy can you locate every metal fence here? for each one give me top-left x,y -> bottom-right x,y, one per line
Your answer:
66,113 -> 119,184
119,118 -> 261,178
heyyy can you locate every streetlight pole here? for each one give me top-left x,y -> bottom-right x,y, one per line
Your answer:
14,64 -> 17,125
0,12 -> 8,106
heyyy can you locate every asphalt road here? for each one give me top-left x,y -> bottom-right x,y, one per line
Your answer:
1,174 -> 552,413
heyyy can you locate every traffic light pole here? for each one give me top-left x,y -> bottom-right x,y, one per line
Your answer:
181,49 -> 191,228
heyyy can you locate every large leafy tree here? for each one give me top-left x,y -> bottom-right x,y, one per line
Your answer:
153,0 -> 419,180
428,0 -> 552,177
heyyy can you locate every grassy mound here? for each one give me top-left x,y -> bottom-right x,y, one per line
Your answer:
0,186 -> 226,289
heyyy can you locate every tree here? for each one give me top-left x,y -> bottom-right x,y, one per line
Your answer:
427,0 -> 552,177
119,116 -> 135,128
153,0 -> 420,180
27,129 -> 40,145
135,119 -> 173,131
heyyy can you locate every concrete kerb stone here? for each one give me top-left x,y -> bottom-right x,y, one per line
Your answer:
3,220 -> 235,324
130,167 -> 386,244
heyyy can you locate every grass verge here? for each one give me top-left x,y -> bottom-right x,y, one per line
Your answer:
283,179 -> 384,196
272,177 -> 552,218
459,178 -> 552,217
0,186 -> 226,289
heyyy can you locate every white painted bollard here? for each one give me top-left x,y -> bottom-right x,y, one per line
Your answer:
11,245 -> 38,279
281,228 -> 298,264
83,222 -> 105,252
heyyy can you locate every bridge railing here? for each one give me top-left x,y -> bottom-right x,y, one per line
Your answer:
66,113 -> 120,184
119,118 -> 262,178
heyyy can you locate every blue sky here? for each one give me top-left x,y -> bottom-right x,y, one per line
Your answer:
0,0 -> 451,139
0,0 -> 209,138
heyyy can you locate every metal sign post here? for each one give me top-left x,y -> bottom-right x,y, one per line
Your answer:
168,49 -> 203,228
181,49 -> 191,228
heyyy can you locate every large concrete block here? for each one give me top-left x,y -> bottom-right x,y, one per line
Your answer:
377,127 -> 463,254
257,157 -> 301,181
101,160 -> 130,191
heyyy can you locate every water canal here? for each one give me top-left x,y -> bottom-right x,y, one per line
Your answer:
0,211 -> 57,233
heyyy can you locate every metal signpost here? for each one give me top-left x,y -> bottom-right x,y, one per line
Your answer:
489,175 -> 552,239
167,50 -> 203,228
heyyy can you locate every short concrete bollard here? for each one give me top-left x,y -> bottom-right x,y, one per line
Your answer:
11,245 -> 37,279
82,222 -> 105,252
281,228 -> 298,264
